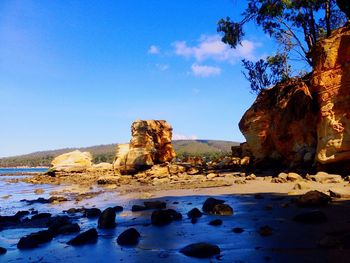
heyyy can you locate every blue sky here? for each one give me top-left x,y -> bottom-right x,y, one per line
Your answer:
0,0 -> 277,157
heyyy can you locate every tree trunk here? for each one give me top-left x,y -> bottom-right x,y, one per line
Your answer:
308,6 -> 317,46
325,0 -> 331,37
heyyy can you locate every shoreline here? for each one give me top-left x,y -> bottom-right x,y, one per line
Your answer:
1,169 -> 350,262
0,166 -> 49,169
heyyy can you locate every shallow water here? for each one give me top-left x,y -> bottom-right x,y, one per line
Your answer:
1,169 -> 350,262
0,169 -> 57,214
0,168 -> 48,175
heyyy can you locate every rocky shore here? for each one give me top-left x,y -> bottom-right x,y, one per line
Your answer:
1,177 -> 350,262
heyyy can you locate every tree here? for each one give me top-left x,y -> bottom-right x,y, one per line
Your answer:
218,0 -> 347,93
337,0 -> 350,19
242,53 -> 290,94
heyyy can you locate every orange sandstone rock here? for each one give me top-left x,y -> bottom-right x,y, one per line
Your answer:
239,79 -> 317,167
113,120 -> 176,174
311,25 -> 350,165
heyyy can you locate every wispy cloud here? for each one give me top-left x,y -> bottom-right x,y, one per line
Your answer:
173,35 -> 258,63
156,63 -> 169,71
173,133 -> 198,140
148,45 -> 160,55
191,63 -> 221,77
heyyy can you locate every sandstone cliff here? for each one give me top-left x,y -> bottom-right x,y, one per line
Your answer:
239,78 -> 317,168
311,25 -> 350,167
113,120 -> 176,174
239,24 -> 350,171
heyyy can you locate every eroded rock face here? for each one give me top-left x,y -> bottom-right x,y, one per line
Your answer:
114,120 -> 176,174
311,25 -> 350,166
51,150 -> 92,172
239,79 -> 317,168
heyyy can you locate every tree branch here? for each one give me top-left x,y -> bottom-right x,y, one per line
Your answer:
275,17 -> 312,66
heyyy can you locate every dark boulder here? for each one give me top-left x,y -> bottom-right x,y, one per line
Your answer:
116,228 -> 140,246
208,219 -> 223,226
84,208 -> 101,218
67,228 -> 98,246
151,209 -> 182,226
202,197 -> 225,213
98,208 -> 116,229
180,242 -> 220,258
47,216 -> 70,234
232,227 -> 244,233
21,196 -> 67,205
0,247 -> 7,255
49,222 -> 80,236
144,201 -> 166,209
151,210 -> 172,226
296,190 -> 331,207
211,204 -> 233,216
131,205 -> 148,212
0,215 -> 20,227
17,230 -> 53,249
166,209 -> 182,221
113,206 -> 124,213
202,197 -> 233,215
31,213 -> 52,220
15,211 -> 30,218
47,216 -> 70,227
187,208 -> 202,219
20,215 -> 68,229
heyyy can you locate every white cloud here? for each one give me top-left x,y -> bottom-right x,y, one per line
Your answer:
191,63 -> 221,77
148,45 -> 160,54
173,35 -> 258,63
156,63 -> 169,71
173,133 -> 198,140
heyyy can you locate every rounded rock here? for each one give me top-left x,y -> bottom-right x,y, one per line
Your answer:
180,242 -> 220,258
117,228 -> 140,246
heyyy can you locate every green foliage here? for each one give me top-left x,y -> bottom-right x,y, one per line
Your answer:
242,53 -> 290,94
336,0 -> 350,19
337,0 -> 350,19
174,140 -> 238,161
176,151 -> 230,162
217,17 -> 245,48
0,140 -> 239,167
92,153 -> 115,164
218,0 -> 347,74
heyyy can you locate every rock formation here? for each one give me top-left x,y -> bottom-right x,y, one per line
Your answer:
239,78 -> 317,168
113,120 -> 176,174
311,25 -> 350,168
239,24 -> 350,171
51,150 -> 92,172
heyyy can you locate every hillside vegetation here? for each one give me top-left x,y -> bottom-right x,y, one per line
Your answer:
0,140 -> 238,167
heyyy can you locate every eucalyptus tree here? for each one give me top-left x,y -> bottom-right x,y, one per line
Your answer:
218,0 -> 347,93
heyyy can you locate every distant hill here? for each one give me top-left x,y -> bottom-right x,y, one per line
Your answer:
0,140 -> 239,167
